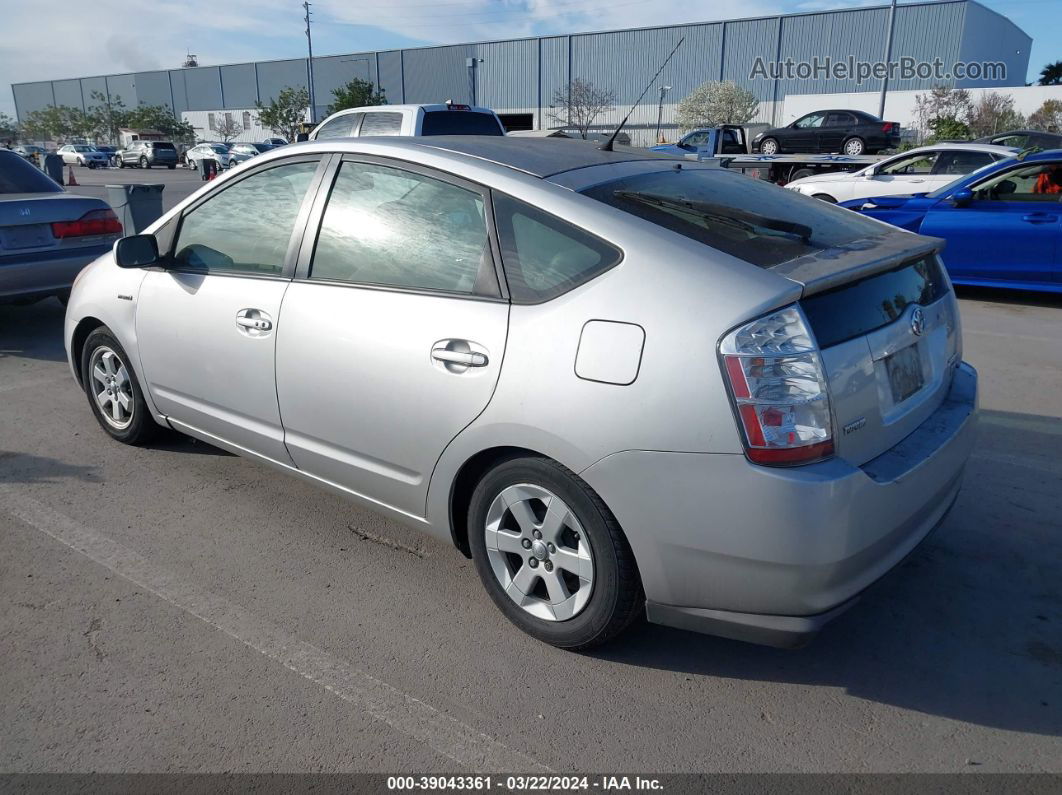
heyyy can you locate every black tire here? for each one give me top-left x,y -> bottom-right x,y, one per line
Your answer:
77,157 -> 85,167
759,137 -> 780,155
187,159 -> 196,171
842,137 -> 866,155
117,159 -> 126,169
140,157 -> 150,169
812,193 -> 838,203
789,168 -> 815,182
80,327 -> 160,445
168,164 -> 176,170
468,456 -> 643,650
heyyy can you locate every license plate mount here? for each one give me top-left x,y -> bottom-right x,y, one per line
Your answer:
885,344 -> 924,404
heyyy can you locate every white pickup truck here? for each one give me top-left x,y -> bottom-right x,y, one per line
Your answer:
308,102 -> 505,140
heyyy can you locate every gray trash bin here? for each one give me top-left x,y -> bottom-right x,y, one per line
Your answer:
42,153 -> 65,184
107,184 -> 165,235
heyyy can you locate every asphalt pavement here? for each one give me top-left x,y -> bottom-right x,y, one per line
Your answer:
64,164 -> 208,214
1,288 -> 1060,774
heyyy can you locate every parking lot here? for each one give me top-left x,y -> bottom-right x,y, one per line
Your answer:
1,159 -> 1060,772
62,164 -> 208,213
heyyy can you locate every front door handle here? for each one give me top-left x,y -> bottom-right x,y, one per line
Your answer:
236,308 -> 273,334
236,316 -> 272,331
1022,213 -> 1057,224
431,348 -> 488,367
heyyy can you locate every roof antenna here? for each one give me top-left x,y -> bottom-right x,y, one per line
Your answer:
599,36 -> 685,152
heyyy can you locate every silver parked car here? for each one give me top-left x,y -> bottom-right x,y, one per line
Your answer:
64,137 -> 977,649
1,150 -> 123,304
58,144 -> 110,167
184,142 -> 231,170
226,142 -> 275,168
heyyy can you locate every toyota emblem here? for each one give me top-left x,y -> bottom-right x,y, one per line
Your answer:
910,307 -> 925,336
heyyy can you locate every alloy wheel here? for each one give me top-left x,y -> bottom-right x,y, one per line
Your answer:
89,346 -> 134,430
484,483 -> 594,622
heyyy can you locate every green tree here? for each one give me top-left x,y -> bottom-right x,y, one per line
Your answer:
966,93 -> 1024,138
327,77 -> 386,116
256,86 -> 310,142
19,105 -> 91,142
126,104 -> 195,143
86,90 -> 129,142
676,80 -> 760,130
1028,99 -> 1062,132
1038,61 -> 1062,86
0,112 -> 18,142
926,116 -> 970,144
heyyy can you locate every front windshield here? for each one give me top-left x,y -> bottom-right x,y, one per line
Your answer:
926,159 -> 1007,198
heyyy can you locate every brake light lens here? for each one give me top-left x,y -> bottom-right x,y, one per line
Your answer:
882,122 -> 896,134
51,209 -> 122,239
720,305 -> 833,466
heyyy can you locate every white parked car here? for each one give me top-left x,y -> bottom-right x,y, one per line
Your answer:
785,143 -> 1017,203
309,102 -> 505,141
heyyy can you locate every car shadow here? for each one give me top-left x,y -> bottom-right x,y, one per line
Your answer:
590,408 -> 1062,738
0,298 -> 68,363
955,285 -> 1062,309
145,433 -> 234,457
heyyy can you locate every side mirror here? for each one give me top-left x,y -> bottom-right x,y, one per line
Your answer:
295,132 -> 309,142
951,188 -> 974,207
114,234 -> 159,268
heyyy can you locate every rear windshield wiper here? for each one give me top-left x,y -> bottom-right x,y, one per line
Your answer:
613,190 -> 814,243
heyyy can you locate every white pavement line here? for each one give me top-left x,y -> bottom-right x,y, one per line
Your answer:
1,489 -> 551,774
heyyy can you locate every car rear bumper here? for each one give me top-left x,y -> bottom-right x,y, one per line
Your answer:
580,362 -> 978,647
0,243 -> 112,302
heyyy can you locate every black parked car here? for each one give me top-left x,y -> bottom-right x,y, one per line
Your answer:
973,129 -> 1062,151
115,140 -> 178,169
752,110 -> 901,155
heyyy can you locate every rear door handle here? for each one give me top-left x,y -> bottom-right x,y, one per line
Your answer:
431,348 -> 488,367
1022,213 -> 1057,223
236,308 -> 273,333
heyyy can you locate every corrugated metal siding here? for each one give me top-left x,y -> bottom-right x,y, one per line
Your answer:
256,58 -> 308,104
776,8 -> 892,98
475,39 -> 537,112
106,74 -> 136,108
134,71 -> 173,109
182,67 -> 223,111
52,79 -> 84,110
220,63 -> 259,109
889,1 -> 966,91
403,45 -> 473,105
12,82 -> 54,117
80,77 -> 109,112
11,0 -> 1031,135
721,17 -> 781,100
957,1 -> 1030,88
377,51 -> 404,103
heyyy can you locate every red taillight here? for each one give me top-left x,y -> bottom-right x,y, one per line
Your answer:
51,209 -> 122,239
720,305 -> 834,467
882,122 -> 895,134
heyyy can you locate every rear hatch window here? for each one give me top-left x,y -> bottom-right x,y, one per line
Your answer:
421,110 -> 504,136
581,167 -> 886,267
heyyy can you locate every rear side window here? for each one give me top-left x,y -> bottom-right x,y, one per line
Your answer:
0,151 -> 62,194
493,194 -> 621,303
359,112 -> 403,136
151,142 -> 176,150
315,113 -> 360,139
582,167 -> 886,268
310,161 -> 494,295
420,111 -> 503,136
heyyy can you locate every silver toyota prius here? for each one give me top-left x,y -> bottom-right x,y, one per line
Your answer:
65,137 -> 977,650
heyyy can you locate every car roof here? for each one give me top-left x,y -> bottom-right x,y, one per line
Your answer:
363,135 -> 674,178
325,104 -> 497,117
905,142 -> 1020,155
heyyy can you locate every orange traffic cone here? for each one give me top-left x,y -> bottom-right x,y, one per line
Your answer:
66,165 -> 78,187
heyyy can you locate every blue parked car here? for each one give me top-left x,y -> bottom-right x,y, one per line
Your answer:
841,149 -> 1062,293
650,126 -> 748,156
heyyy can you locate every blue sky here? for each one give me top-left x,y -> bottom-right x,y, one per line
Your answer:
1,0 -> 1056,120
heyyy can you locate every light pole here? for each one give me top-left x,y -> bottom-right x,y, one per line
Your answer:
303,0 -> 317,124
878,0 -> 897,120
655,85 -> 672,143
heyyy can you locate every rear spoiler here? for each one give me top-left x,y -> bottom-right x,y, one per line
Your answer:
770,232 -> 945,297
